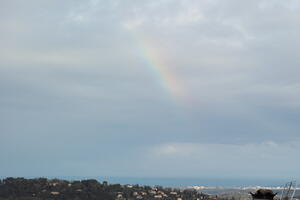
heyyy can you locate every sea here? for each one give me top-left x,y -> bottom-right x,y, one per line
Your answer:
0,176 -> 297,187
9,176 -> 293,188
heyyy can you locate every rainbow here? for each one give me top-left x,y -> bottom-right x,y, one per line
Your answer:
130,29 -> 188,103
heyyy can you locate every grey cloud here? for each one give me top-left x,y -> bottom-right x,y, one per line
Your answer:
1,0 -> 300,178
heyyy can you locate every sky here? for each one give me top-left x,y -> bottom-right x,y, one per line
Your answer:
1,0 -> 300,182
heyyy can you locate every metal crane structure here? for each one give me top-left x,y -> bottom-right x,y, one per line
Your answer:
279,181 -> 297,200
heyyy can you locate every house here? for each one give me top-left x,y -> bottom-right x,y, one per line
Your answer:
149,190 -> 157,195
133,192 -> 139,196
154,194 -> 163,198
50,191 -> 60,195
140,192 -> 147,196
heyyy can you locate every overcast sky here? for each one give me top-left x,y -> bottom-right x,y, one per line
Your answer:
1,0 -> 300,181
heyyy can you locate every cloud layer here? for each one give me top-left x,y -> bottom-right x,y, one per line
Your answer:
1,0 -> 300,179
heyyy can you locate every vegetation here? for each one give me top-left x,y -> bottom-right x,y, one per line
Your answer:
0,177 -> 212,200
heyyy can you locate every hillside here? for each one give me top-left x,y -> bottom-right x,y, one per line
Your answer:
0,177 -> 214,200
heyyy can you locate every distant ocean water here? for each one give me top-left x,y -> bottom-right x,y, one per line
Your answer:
0,176 -> 294,187
30,176 -> 291,187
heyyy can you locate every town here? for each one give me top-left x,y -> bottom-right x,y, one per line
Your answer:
1,177 -> 299,200
0,177 -> 220,200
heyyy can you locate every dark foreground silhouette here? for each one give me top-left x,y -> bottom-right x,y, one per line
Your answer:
0,177 -> 211,200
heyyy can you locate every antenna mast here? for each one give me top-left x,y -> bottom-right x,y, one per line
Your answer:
280,181 -> 297,200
